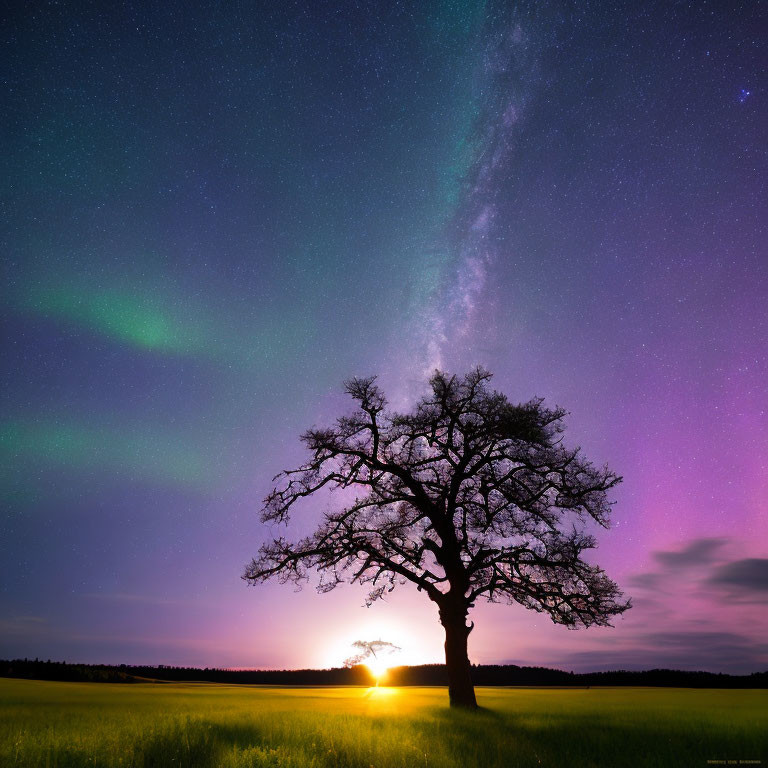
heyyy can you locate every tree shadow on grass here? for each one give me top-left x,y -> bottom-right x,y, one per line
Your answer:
8,722 -> 269,768
134,719 -> 275,768
39,706 -> 767,768
426,704 -> 767,768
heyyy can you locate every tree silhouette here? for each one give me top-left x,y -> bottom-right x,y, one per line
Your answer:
244,368 -> 630,708
343,639 -> 401,669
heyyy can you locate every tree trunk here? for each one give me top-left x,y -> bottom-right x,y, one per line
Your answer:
441,606 -> 477,709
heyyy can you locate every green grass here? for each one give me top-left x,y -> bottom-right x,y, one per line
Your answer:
1,678 -> 766,767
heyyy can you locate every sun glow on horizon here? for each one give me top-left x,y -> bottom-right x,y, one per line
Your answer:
321,616 -> 438,670
365,656 -> 391,680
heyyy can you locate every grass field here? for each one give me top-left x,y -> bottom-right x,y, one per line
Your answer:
1,678 -> 766,768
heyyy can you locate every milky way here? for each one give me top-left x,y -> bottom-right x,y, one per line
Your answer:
1,1 -> 766,672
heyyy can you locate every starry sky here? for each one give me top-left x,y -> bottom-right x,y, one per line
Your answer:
2,1 -> 766,674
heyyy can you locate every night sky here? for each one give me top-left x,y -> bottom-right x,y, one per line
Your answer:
2,1 -> 766,674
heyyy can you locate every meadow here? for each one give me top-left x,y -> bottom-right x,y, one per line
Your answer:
1,677 -> 766,768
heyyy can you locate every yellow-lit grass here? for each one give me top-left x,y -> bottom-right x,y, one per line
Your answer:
1,678 -> 766,767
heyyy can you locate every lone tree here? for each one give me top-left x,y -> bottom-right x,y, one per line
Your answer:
244,368 -> 630,708
344,639 -> 400,685
344,639 -> 401,670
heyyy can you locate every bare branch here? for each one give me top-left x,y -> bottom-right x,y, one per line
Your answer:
244,368 -> 630,632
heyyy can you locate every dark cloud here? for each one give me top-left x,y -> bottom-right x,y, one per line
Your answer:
582,539 -> 768,674
628,537 -> 730,591
641,631 -> 762,649
652,538 -> 728,568
630,538 -> 768,602
709,559 -> 768,592
626,572 -> 662,589
557,631 -> 768,674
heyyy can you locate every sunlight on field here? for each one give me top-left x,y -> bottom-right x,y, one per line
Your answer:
1,679 -> 766,768
364,685 -> 398,698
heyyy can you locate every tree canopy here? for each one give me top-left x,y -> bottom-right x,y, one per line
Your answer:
245,368 -> 630,707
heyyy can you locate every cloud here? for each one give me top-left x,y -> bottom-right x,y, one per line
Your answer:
626,572 -> 662,589
641,630 -> 763,649
557,629 -> 768,674
629,538 -> 768,604
594,537 -> 768,673
652,537 -> 727,568
709,559 -> 768,592
0,616 -> 48,636
627,537 -> 729,591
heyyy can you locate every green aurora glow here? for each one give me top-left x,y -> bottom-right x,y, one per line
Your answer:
21,281 -> 316,370
25,286 -> 207,354
1,418 -> 216,490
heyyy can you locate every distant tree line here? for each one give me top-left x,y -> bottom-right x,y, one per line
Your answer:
1,659 -> 766,688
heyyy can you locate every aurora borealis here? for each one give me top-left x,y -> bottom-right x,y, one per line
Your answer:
2,1 -> 766,673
